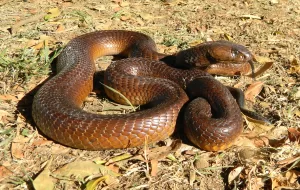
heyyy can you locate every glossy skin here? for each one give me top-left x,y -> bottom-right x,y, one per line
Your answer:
32,30 -> 254,151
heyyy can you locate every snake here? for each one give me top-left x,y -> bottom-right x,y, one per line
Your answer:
32,30 -> 263,151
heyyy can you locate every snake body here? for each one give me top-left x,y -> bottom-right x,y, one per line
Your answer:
32,30 -> 254,151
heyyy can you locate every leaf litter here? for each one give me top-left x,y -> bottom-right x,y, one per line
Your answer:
0,0 -> 299,189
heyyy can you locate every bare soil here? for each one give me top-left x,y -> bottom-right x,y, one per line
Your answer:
0,0 -> 299,190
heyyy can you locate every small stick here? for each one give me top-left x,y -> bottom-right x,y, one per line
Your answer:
10,13 -> 45,34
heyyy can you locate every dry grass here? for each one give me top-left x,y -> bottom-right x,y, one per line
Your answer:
0,0 -> 299,189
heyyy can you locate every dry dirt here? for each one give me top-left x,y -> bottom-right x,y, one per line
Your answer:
0,0 -> 299,190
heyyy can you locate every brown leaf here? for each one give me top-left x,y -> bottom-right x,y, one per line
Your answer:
150,159 -> 158,176
245,81 -> 264,102
277,155 -> 300,168
31,138 -> 53,146
288,128 -> 300,143
56,24 -> 65,32
50,144 -> 70,155
0,94 -> 18,101
11,136 -> 29,159
194,158 -> 209,170
0,166 -> 13,181
11,142 -> 25,159
233,136 -> 257,149
106,164 -> 120,175
138,139 -> 182,161
238,147 -> 258,162
253,136 -> 269,147
285,170 -> 300,184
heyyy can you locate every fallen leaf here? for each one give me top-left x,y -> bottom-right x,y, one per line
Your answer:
106,164 -> 120,174
0,166 -> 13,181
253,136 -> 269,147
0,94 -> 18,101
255,56 -> 273,63
44,7 -> 61,21
238,147 -> 258,162
50,144 -> 70,154
288,128 -> 300,143
119,1 -> 130,7
150,159 -> 158,176
53,161 -> 119,181
228,166 -> 244,185
86,175 -> 109,190
194,153 -> 210,169
139,13 -> 153,20
245,81 -> 264,102
33,158 -> 55,190
285,170 -> 300,184
106,153 -> 133,165
56,24 -> 65,32
233,136 -> 256,149
189,170 -> 196,186
138,139 -> 182,161
0,110 -> 9,122
11,142 -> 25,159
11,136 -> 29,159
31,138 -> 53,146
277,155 -> 300,168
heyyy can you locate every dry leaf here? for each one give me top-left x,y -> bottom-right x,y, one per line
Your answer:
285,170 -> 300,184
0,110 -> 9,122
53,161 -> 103,180
150,159 -> 158,176
233,136 -> 256,149
31,138 -> 53,146
238,147 -> 258,162
56,24 -> 65,32
277,155 -> 300,168
11,142 -> 25,159
288,128 -> 300,143
0,94 -> 18,101
194,159 -> 209,170
33,158 -> 55,190
228,166 -> 244,185
245,81 -> 264,102
139,13 -> 153,20
189,170 -> 196,186
255,56 -> 273,63
44,7 -> 61,21
50,144 -> 70,154
86,175 -> 109,190
0,166 -> 13,181
253,136 -> 269,147
106,153 -> 133,165
138,139 -> 182,161
11,136 -> 30,159
106,164 -> 120,174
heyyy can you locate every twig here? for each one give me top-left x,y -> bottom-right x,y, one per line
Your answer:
10,13 -> 46,34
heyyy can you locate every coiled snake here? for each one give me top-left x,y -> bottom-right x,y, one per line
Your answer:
32,30 -> 265,151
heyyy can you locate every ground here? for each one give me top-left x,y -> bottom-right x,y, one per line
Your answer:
0,0 -> 299,189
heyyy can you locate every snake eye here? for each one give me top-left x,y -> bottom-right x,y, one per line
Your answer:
231,49 -> 245,61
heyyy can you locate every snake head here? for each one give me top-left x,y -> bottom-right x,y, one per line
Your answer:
206,40 -> 256,77
206,40 -> 253,63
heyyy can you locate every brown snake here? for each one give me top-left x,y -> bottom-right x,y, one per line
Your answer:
32,30 -> 264,151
